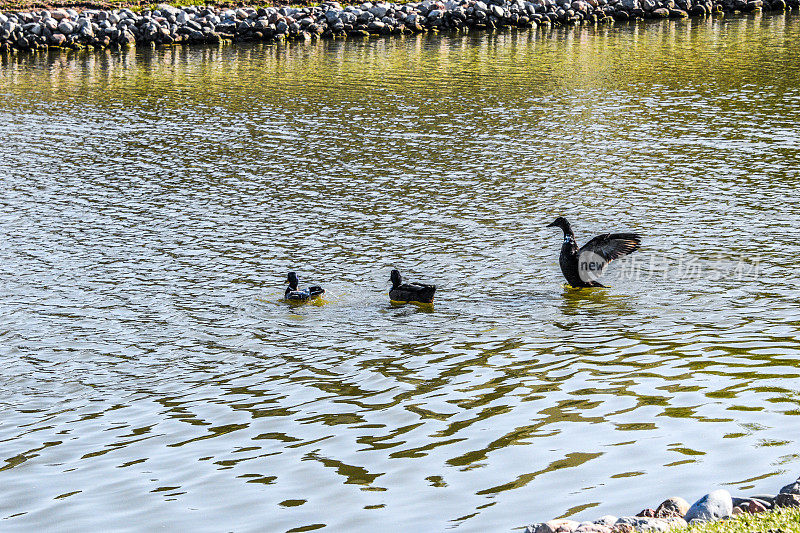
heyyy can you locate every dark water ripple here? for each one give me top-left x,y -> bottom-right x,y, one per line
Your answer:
1,13 -> 800,533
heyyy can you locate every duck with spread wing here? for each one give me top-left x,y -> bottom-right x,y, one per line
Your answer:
547,217 -> 641,288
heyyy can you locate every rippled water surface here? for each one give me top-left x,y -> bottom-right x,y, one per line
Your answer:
2,13 -> 800,532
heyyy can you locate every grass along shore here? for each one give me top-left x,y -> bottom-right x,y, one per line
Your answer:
677,507 -> 800,533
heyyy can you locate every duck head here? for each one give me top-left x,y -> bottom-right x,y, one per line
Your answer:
547,216 -> 573,234
390,269 -> 402,288
286,271 -> 299,290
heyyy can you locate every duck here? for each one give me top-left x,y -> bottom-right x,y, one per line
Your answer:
547,217 -> 641,288
389,269 -> 436,304
284,271 -> 325,301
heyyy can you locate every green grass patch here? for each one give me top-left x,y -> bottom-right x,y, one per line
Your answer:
677,508 -> 800,533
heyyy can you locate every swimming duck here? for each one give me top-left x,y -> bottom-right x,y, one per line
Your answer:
284,271 -> 325,301
389,269 -> 436,304
547,217 -> 641,287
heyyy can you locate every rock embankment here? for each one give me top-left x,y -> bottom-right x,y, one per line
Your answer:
526,474 -> 800,532
0,0 -> 798,53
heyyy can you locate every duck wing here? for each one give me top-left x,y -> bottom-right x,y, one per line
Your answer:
578,233 -> 641,275
404,282 -> 435,291
579,233 -> 641,260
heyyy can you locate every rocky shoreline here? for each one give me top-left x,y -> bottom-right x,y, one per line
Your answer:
0,0 -> 798,54
526,474 -> 800,533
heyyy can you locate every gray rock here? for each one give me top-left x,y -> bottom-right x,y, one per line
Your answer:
369,4 -> 389,16
684,490 -> 733,523
57,20 -> 75,34
324,9 -> 340,22
748,494 -> 776,508
655,497 -> 690,518
776,493 -> 800,508
615,516 -> 687,531
119,30 -> 135,45
780,477 -> 800,495
593,516 -> 617,526
575,524 -> 611,533
475,1 -> 489,11
491,4 -> 506,16
157,4 -> 178,16
49,32 -> 66,46
526,519 -> 581,533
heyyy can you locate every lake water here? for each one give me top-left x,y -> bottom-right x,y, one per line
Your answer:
1,13 -> 800,532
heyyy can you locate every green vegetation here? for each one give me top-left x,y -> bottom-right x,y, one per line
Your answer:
676,508 -> 800,533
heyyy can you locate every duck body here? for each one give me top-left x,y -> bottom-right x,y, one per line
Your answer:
389,269 -> 436,304
558,234 -> 600,288
284,272 -> 325,301
547,217 -> 641,288
285,286 -> 325,301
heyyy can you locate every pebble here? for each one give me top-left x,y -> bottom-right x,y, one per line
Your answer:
615,516 -> 687,531
575,525 -> 611,533
1,0 -> 797,53
775,493 -> 800,508
749,494 -> 776,508
526,519 -> 581,533
654,496 -> 690,518
527,474 -> 800,533
748,500 -> 768,513
594,516 -> 617,526
683,489 -> 733,523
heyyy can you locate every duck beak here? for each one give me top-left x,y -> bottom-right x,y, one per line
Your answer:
546,220 -> 558,227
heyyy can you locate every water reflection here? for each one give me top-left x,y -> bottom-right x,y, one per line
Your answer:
1,12 -> 800,533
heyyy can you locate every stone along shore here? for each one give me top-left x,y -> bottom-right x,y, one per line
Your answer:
0,0 -> 798,53
526,474 -> 800,533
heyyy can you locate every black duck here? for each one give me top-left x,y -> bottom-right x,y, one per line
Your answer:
547,217 -> 641,288
284,271 -> 325,301
389,269 -> 436,304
